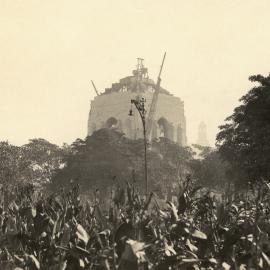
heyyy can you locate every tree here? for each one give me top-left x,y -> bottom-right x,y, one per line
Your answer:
0,139 -> 66,193
216,74 -> 270,186
0,141 -> 27,208
52,129 -> 139,193
0,141 -> 24,185
190,145 -> 229,189
21,138 -> 66,188
52,129 -> 193,196
149,138 -> 194,196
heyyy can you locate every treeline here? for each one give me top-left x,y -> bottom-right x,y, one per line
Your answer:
0,131 -> 227,198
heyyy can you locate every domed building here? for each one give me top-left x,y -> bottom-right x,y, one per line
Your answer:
87,58 -> 187,146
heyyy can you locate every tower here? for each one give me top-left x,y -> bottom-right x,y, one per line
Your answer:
197,121 -> 209,147
88,59 -> 187,146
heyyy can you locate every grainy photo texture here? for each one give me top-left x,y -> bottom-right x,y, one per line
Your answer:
1,1 -> 270,269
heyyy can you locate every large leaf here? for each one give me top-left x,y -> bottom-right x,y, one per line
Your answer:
191,229 -> 207,240
118,239 -> 148,270
76,224 -> 89,245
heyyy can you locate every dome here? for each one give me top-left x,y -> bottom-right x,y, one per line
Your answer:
101,59 -> 171,95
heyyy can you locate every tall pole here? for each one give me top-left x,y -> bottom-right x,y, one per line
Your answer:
129,98 -> 148,197
142,113 -> 148,197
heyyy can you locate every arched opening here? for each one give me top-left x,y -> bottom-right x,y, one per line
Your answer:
157,118 -> 169,138
105,117 -> 118,128
157,118 -> 174,141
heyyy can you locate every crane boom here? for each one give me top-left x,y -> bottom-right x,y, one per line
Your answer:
146,52 -> 166,140
91,80 -> 100,96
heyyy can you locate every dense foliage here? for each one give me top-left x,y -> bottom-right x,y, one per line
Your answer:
52,129 -> 193,196
0,139 -> 65,190
1,131 -> 226,205
1,179 -> 270,270
190,145 -> 229,189
217,74 -> 270,186
0,142 -> 25,186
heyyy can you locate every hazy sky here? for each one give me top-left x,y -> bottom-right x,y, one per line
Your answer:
1,0 -> 270,146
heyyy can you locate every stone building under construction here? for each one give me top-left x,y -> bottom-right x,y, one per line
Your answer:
87,58 -> 187,146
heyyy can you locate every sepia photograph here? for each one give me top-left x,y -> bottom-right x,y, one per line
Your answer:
1,1 -> 270,269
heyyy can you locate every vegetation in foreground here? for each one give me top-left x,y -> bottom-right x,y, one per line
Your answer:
0,178 -> 270,270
